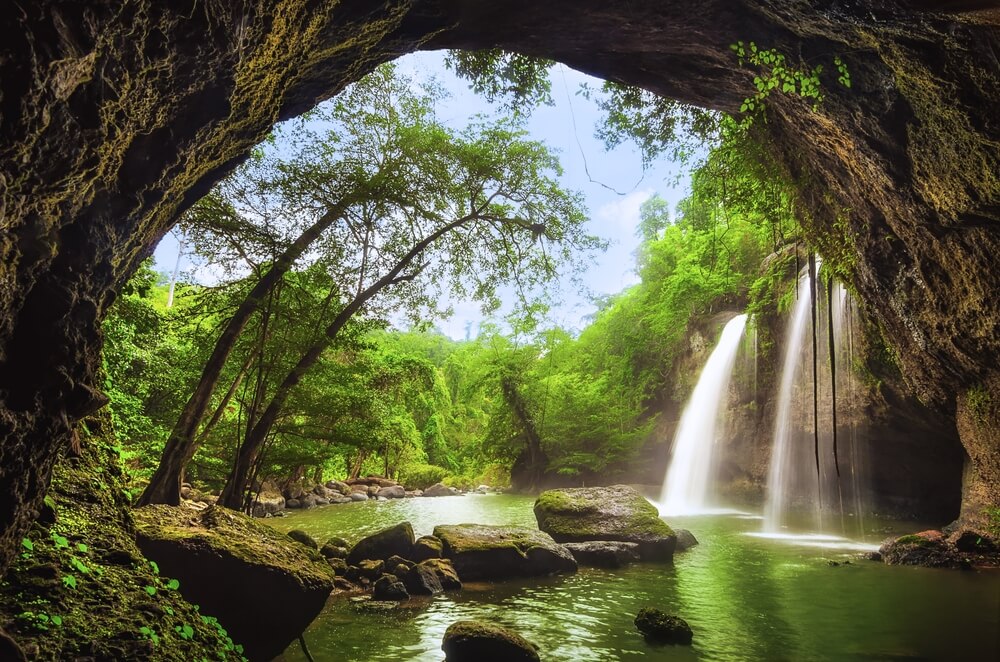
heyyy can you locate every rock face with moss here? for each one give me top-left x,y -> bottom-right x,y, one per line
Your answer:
433,524 -> 577,581
346,522 -> 415,565
134,504 -> 335,661
534,486 -> 677,561
441,619 -> 540,662
0,416 -> 244,660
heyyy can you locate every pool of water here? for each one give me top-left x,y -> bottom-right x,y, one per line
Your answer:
268,495 -> 1000,661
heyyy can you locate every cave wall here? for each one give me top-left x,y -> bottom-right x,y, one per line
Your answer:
1,0 -> 998,576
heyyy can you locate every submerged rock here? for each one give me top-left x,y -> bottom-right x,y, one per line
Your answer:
634,607 -> 693,645
135,505 -> 335,661
434,524 -> 577,580
534,485 -> 677,561
346,522 -> 415,565
674,529 -> 699,552
563,541 -> 640,568
442,620 -> 540,662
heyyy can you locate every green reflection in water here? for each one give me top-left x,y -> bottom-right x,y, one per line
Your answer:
268,496 -> 1000,661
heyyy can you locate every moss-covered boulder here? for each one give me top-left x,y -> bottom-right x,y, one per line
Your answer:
0,415 -> 245,661
442,619 -> 540,662
878,530 -> 964,568
419,558 -> 462,590
534,486 -> 677,561
134,505 -> 335,661
346,522 -> 415,565
413,535 -> 444,561
434,524 -> 577,581
634,607 -> 693,645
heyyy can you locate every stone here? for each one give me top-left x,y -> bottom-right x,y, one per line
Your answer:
376,485 -> 406,499
287,529 -> 319,550
878,531 -> 963,568
325,536 -> 351,549
326,480 -> 351,494
563,541 -> 640,568
313,496 -> 330,505
285,498 -> 301,509
350,492 -> 369,502
386,555 -> 414,571
300,494 -> 320,509
413,535 -> 444,561
434,524 -> 577,581
634,608 -> 693,645
346,522 -> 416,565
534,485 -> 676,561
313,484 -> 327,496
373,574 -> 409,601
424,482 -> 458,497
419,558 -> 462,590
135,506 -> 335,661
328,558 -> 348,575
950,529 -> 997,554
442,620 -> 540,662
357,559 -> 385,580
319,543 -> 348,560
674,529 -> 699,552
403,564 -> 444,595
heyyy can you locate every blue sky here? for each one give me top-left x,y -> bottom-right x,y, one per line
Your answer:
153,51 -> 692,340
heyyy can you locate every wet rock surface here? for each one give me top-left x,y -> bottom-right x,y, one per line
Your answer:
434,524 -> 577,581
442,619 -> 540,662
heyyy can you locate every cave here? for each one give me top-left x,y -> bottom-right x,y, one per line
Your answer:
0,0 -> 998,592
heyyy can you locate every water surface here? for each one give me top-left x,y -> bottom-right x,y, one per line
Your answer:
268,495 -> 1000,661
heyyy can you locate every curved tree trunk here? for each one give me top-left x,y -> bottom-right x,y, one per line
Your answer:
138,204 -> 348,506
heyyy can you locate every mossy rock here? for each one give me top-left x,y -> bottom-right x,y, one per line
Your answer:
134,504 -> 334,660
634,607 -> 693,645
878,530 -> 962,568
0,415 -> 245,660
418,558 -> 462,590
346,522 -> 415,565
287,529 -> 318,549
434,524 -> 576,581
442,619 -> 540,662
412,535 -> 444,561
534,486 -> 676,561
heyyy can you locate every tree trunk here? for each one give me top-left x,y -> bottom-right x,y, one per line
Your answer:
139,204 -> 348,506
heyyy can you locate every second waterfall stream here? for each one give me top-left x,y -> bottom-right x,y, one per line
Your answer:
659,314 -> 748,516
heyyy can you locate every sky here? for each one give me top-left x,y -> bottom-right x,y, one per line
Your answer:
153,51 -> 692,340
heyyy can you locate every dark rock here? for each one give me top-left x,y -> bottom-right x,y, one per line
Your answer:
373,573 -> 409,601
135,505 -> 335,661
328,558 -> 348,574
879,531 -> 963,568
534,485 -> 676,561
950,529 -> 997,554
419,558 -> 462,590
350,492 -> 369,502
424,482 -> 458,497
347,522 -> 415,565
634,608 -> 693,645
434,523 -> 577,581
674,529 -> 699,552
287,529 -> 319,549
403,563 -> 444,595
563,541 -> 640,568
356,559 -> 385,580
320,543 -> 348,559
285,498 -> 301,509
333,576 -> 358,591
413,535 -> 444,561
442,620 -> 540,662
376,485 -> 406,499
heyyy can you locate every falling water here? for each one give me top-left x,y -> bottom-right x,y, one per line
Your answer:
660,314 -> 748,515
763,260 -> 820,531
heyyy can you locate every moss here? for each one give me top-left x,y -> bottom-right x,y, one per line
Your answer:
0,414 -> 245,660
534,486 -> 674,542
966,384 -> 992,426
894,534 -> 934,546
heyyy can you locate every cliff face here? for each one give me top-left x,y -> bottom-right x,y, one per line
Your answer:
0,1 -> 998,575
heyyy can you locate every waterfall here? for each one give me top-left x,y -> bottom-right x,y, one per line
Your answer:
660,314 -> 748,516
763,260 -> 820,531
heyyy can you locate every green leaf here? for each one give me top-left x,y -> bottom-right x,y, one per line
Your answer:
21,538 -> 33,552
149,561 -> 159,575
62,574 -> 78,589
166,578 -> 180,591
145,585 -> 157,596
50,615 -> 62,627
51,533 -> 69,549
77,543 -> 88,553
69,557 -> 90,574
43,496 -> 57,510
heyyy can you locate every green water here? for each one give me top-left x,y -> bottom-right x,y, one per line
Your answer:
268,495 -> 1000,661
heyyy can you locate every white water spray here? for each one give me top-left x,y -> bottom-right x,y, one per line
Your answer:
660,314 -> 748,515
763,260 -> 820,531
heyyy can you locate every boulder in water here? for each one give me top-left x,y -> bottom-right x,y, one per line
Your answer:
372,573 -> 409,601
419,558 -> 462,590
534,485 -> 676,561
434,524 -> 577,580
346,522 -> 415,564
424,482 -> 458,497
287,529 -> 318,549
674,529 -> 699,552
634,607 -> 693,644
413,534 -> 444,561
442,620 -> 540,662
377,485 -> 406,499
